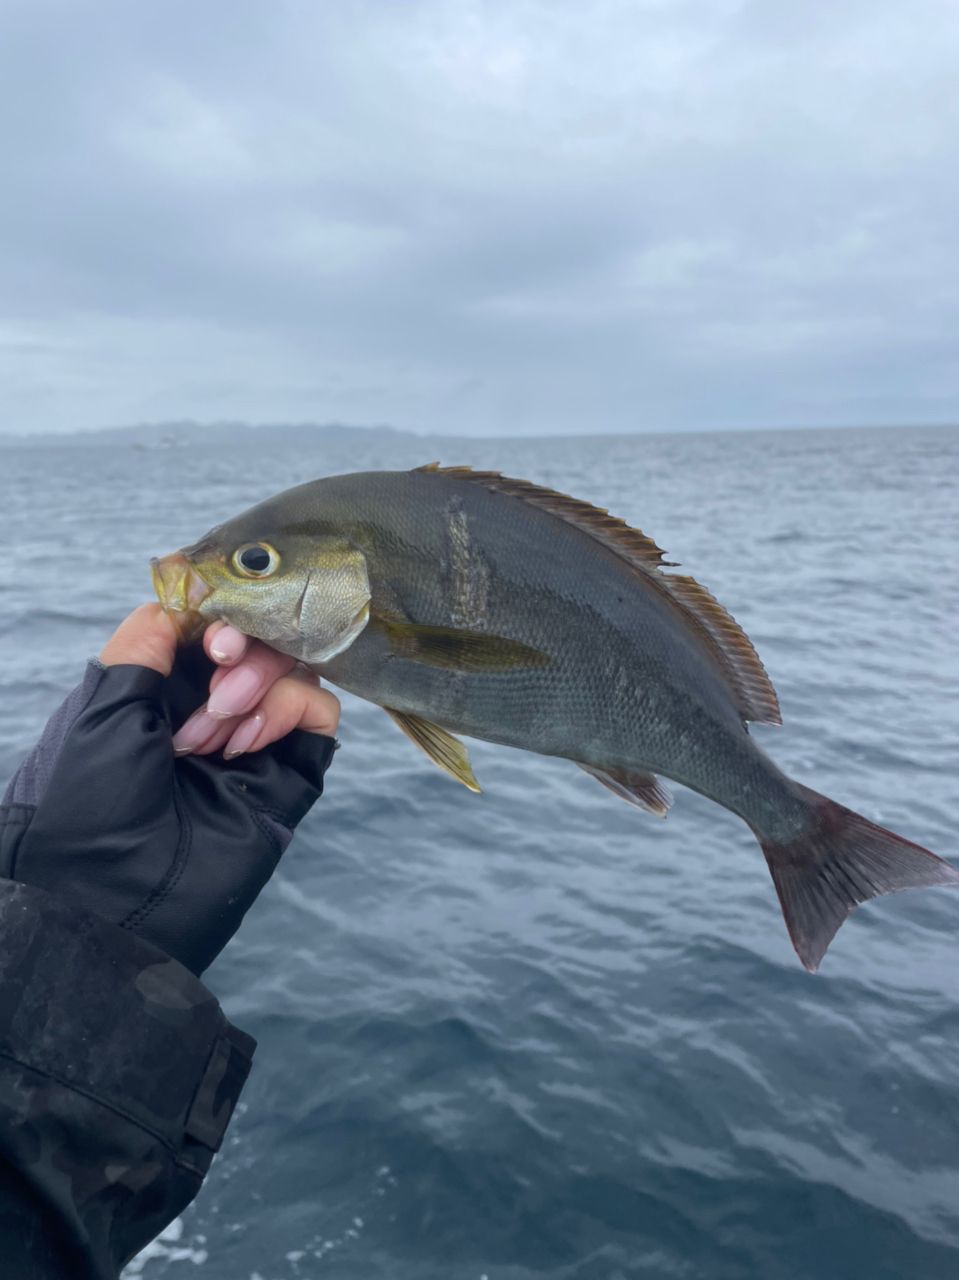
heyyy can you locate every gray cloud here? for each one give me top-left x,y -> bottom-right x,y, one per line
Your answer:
2,0 -> 958,435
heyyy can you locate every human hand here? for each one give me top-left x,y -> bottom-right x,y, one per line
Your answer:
0,605 -> 340,975
102,607 -> 341,758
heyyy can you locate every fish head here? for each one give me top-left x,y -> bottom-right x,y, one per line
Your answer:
151,507 -> 371,665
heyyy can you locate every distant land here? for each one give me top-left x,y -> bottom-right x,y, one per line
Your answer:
0,420 -> 415,449
0,419 -> 956,448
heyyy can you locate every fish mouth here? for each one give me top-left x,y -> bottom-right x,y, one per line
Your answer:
151,552 -> 212,614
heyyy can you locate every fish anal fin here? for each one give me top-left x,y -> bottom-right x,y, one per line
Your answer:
376,616 -> 550,673
384,708 -> 481,793
415,465 -> 780,726
578,762 -> 672,817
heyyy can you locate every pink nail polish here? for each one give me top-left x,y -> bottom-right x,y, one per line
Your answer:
224,713 -> 265,760
210,625 -> 249,665
207,665 -> 264,719
172,705 -> 221,755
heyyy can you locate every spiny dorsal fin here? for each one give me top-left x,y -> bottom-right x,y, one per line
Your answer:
415,463 -> 781,726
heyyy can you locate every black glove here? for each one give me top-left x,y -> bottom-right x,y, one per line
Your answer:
0,644 -> 336,975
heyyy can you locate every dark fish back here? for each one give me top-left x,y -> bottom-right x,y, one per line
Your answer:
312,470 -> 748,770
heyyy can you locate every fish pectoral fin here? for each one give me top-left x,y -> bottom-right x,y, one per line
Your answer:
375,617 -> 550,673
577,763 -> 672,818
384,708 -> 482,793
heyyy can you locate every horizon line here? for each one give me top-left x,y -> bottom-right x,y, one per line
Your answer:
1,418 -> 958,445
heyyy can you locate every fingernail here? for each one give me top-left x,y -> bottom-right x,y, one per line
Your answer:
210,625 -> 249,665
224,713 -> 265,760
207,665 -> 264,719
172,705 -> 221,756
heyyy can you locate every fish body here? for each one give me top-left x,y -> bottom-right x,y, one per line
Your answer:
313,471 -> 798,832
152,465 -> 958,971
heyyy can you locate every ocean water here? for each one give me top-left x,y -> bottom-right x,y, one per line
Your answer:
2,425 -> 958,1280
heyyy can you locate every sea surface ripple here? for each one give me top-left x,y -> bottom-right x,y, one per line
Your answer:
2,426 -> 957,1279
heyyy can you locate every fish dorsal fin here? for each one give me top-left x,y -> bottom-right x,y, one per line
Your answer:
415,464 -> 781,726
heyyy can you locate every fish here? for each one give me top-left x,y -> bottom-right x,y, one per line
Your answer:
151,464 -> 958,972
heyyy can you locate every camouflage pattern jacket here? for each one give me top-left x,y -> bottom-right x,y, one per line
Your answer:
0,874 -> 254,1277
0,653 -> 337,1276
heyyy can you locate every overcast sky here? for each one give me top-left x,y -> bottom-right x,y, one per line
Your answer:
2,0 -> 958,436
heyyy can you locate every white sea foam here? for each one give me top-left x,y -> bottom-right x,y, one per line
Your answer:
123,1219 -> 208,1274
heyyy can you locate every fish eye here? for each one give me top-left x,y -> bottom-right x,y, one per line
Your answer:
232,543 -> 280,578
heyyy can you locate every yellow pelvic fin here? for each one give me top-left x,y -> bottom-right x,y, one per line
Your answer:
577,762 -> 672,817
376,616 -> 550,673
384,708 -> 482,792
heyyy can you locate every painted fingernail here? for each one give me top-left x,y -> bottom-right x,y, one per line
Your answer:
207,665 -> 264,719
172,705 -> 221,756
210,625 -> 249,665
224,712 -> 265,760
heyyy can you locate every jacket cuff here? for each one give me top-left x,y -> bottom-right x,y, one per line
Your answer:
0,877 -> 254,1174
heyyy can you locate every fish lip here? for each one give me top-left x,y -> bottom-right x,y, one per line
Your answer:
151,552 -> 212,613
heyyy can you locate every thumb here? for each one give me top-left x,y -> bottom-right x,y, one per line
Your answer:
100,604 -> 180,676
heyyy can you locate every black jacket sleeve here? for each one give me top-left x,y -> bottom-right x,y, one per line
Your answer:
0,648 -> 336,1276
0,876 -> 254,1279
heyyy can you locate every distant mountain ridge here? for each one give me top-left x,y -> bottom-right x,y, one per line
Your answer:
1,420 -> 955,449
0,420 -> 413,448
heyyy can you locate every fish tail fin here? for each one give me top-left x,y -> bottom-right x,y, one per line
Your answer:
755,785 -> 959,972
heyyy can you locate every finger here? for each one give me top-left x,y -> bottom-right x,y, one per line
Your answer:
206,642 -> 297,720
173,672 -> 339,757
174,642 -> 299,754
171,702 -> 242,756
100,603 -> 178,676
223,673 -> 341,759
204,620 -> 251,666
207,643 -> 299,696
